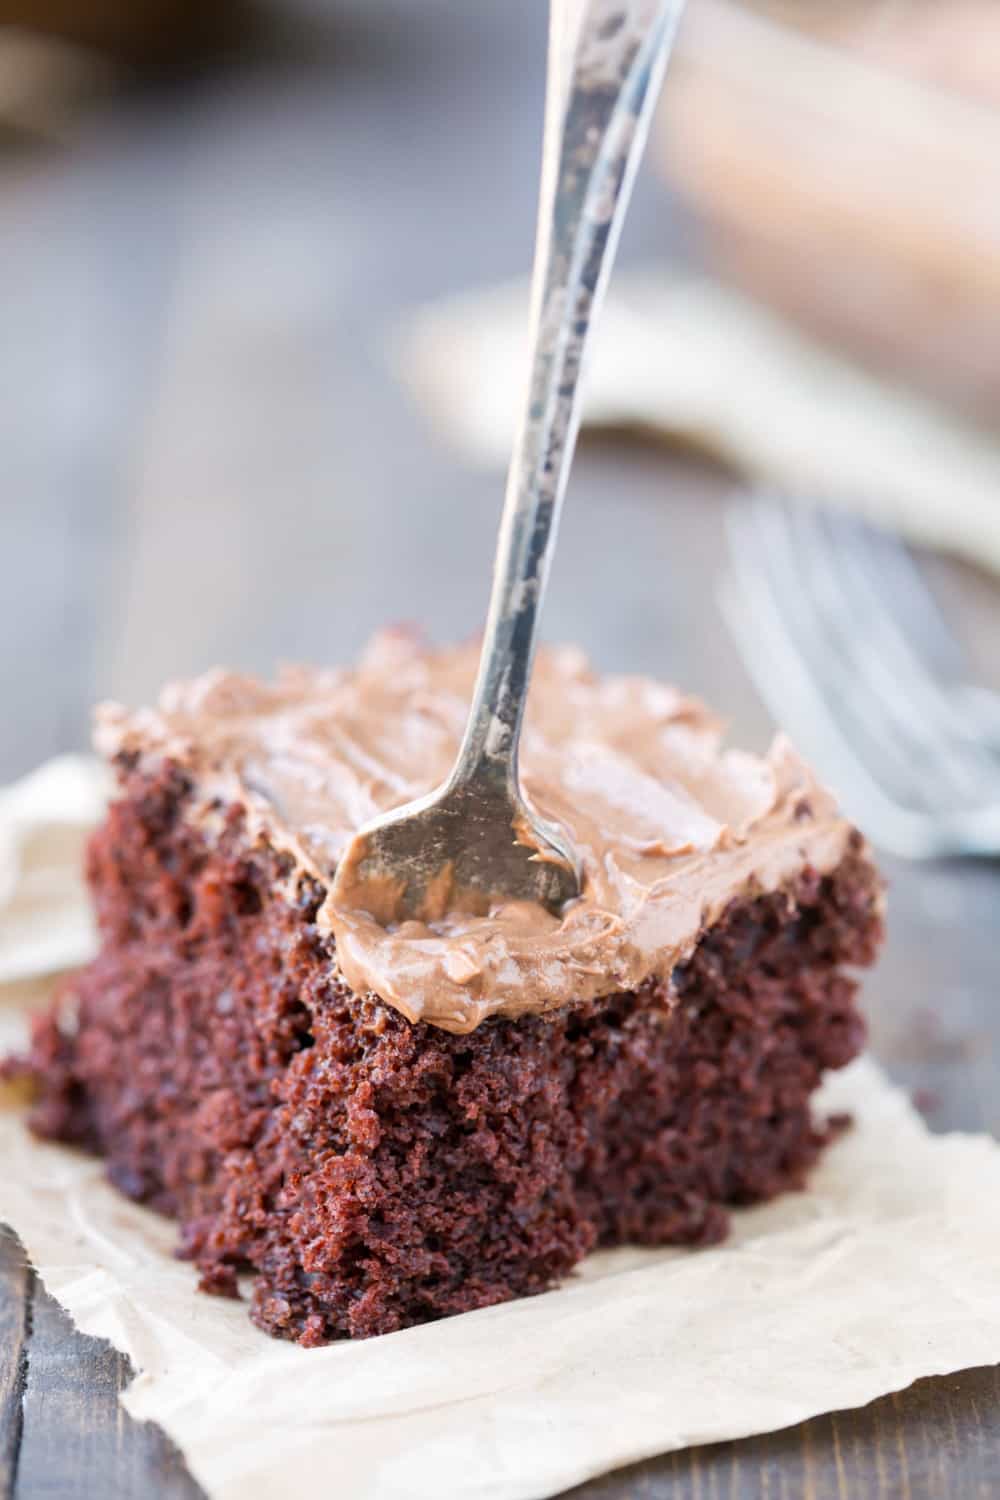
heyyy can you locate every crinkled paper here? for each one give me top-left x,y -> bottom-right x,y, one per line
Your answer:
2,758 -> 999,1500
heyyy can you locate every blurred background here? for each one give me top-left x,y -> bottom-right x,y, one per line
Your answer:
2,0 -> 999,1121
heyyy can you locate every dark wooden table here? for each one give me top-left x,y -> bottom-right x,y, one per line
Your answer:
2,4 -> 999,1495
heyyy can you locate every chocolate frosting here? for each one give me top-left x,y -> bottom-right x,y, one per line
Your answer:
96,631 -> 861,1034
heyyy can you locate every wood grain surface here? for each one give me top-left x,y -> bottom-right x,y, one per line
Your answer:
1,3 -> 998,1496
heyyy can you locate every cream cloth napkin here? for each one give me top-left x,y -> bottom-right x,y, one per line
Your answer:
394,270 -> 1000,575
2,759 -> 1000,1500
0,756 -> 110,985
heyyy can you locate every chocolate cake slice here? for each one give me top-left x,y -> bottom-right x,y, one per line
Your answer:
21,632 -> 884,1344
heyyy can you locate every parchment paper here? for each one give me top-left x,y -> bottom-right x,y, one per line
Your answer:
3,759 -> 1000,1500
393,270 -> 1000,576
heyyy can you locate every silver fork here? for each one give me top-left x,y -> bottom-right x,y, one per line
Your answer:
721,493 -> 1000,859
330,2 -> 685,925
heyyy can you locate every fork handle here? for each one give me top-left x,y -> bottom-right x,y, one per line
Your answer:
451,0 -> 685,795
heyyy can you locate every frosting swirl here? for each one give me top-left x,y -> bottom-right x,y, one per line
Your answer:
97,631 -> 858,1033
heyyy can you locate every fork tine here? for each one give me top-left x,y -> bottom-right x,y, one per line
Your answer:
776,503 -> 976,788
726,496 -> 997,819
788,500 -> 1000,750
798,500 -> 1000,793
827,508 -> 965,675
738,498 -> 972,807
755,495 -> 1000,803
825,509 -> 1000,745
719,534 -> 941,856
725,501 -> 943,814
